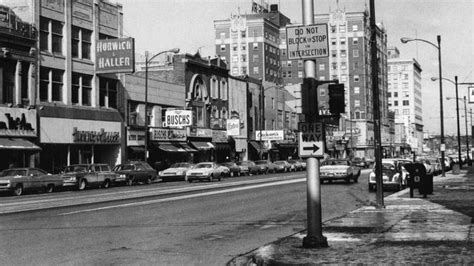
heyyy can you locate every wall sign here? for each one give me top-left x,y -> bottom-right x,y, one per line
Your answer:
96,38 -> 135,74
150,128 -> 186,141
226,119 -> 240,136
165,110 -> 192,127
255,130 -> 284,141
0,107 -> 36,137
72,128 -> 120,144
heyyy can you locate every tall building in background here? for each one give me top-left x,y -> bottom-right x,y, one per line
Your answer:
279,5 -> 389,158
387,47 -> 423,155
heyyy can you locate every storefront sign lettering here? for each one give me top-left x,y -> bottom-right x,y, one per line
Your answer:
165,110 -> 193,127
72,127 -> 120,144
96,38 -> 135,74
150,128 -> 186,141
0,107 -> 36,137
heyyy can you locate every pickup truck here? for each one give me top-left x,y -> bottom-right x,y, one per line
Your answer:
62,164 -> 117,190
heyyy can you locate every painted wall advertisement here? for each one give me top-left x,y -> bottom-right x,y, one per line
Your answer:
0,107 -> 36,137
96,37 -> 135,74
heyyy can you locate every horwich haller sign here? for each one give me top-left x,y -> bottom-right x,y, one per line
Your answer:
96,37 -> 135,74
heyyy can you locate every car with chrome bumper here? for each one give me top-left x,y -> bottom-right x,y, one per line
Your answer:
368,159 -> 409,191
62,164 -> 117,190
159,162 -> 194,181
186,162 -> 225,182
0,168 -> 63,196
113,161 -> 157,186
320,159 -> 361,183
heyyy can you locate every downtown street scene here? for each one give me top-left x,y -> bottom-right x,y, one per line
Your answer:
0,0 -> 473,265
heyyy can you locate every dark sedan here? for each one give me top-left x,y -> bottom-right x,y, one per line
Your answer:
220,162 -> 241,177
113,161 -> 158,186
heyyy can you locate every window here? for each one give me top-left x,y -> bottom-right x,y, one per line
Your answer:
40,17 -> 63,54
232,67 -> 238,75
331,38 -> 337,46
352,25 -> 358,31
210,78 -> 218,99
220,32 -> 225,39
355,100 -> 360,107
253,43 -> 258,50
354,75 -> 360,82
220,44 -> 225,51
339,24 -> 346,32
99,78 -> 117,108
220,80 -> 227,100
319,76 -> 325,81
340,38 -> 346,45
287,71 -> 292,78
298,71 -> 303,78
241,45 -> 246,50
241,55 -> 246,62
341,62 -> 347,70
232,44 -> 237,51
331,50 -> 337,58
331,25 -> 336,33
72,26 -> 91,59
394,100 -> 398,106
298,60 -> 303,67
253,67 -> 259,74
341,75 -> 347,82
287,61 -> 292,67
320,88 -> 326,96
241,30 -> 246,38
232,55 -> 238,62
319,64 -> 325,70
241,67 -> 247,75
394,92 -> 398,97
403,109 -> 410,115
403,100 -> 409,106
354,87 -> 360,94
340,50 -> 347,57
387,92 -> 392,98
72,73 -> 92,106
331,63 -> 337,70
353,50 -> 359,57
39,67 -> 64,102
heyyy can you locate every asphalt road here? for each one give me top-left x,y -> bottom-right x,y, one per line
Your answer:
0,168 -> 393,265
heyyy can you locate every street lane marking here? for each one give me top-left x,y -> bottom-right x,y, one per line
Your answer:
58,178 -> 306,216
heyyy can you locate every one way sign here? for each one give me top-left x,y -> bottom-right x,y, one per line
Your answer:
298,122 -> 325,158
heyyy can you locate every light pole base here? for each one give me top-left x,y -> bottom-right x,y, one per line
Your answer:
302,234 -> 328,248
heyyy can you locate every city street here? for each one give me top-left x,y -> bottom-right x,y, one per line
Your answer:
0,169 -> 393,265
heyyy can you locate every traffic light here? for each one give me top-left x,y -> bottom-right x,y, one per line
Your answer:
328,84 -> 345,115
301,77 -> 318,117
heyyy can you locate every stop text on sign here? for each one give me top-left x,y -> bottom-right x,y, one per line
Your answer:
286,24 -> 329,60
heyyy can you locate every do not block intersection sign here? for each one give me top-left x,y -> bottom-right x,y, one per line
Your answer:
298,122 -> 325,158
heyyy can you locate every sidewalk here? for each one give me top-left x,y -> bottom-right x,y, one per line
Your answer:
228,166 -> 474,265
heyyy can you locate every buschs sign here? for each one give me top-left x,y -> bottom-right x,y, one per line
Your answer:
96,38 -> 135,74
164,110 -> 193,127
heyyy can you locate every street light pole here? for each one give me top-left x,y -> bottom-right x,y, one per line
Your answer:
144,48 -> 180,162
455,76 -> 462,169
401,35 -> 445,176
464,96 -> 470,165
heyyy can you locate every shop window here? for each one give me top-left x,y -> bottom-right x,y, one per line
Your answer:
99,78 -> 117,108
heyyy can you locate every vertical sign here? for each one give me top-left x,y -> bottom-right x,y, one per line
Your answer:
96,37 -> 135,74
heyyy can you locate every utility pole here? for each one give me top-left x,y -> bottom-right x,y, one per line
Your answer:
301,0 -> 328,248
370,0 -> 384,208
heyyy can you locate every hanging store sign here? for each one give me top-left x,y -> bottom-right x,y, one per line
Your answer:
226,119 -> 240,136
164,110 -> 193,127
0,107 -> 37,137
286,24 -> 329,60
96,37 -> 135,74
150,128 -> 186,141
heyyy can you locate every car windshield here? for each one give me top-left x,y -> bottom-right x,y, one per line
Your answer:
274,161 -> 286,165
1,169 -> 27,176
196,163 -> 212,169
113,164 -> 134,171
323,160 -> 349,166
170,163 -> 190,168
382,163 -> 396,171
64,165 -> 88,173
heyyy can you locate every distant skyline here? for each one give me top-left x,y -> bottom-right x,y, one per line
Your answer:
119,0 -> 473,136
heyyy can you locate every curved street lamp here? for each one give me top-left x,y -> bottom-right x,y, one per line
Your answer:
432,76 -> 462,169
144,48 -> 180,161
401,35 -> 445,176
446,95 -> 470,167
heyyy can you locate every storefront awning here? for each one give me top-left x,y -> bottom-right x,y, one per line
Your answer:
190,141 -> 215,150
128,146 -> 145,153
0,138 -> 41,151
249,141 -> 268,153
156,142 -> 197,153
213,142 -> 231,151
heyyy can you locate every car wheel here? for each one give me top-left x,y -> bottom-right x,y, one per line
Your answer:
102,179 -> 110,189
145,177 -> 152,185
13,184 -> 23,196
126,178 -> 133,186
218,174 -> 222,181
237,171 -> 241,177
78,179 -> 87,190
230,171 -> 234,177
45,184 -> 55,193
209,174 -> 213,182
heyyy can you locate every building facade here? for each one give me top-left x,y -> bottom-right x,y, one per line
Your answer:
387,46 -> 423,155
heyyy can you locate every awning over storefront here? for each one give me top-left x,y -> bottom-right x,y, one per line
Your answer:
0,138 -> 41,151
128,146 -> 145,153
155,142 -> 197,153
213,142 -> 231,151
249,141 -> 268,153
190,141 -> 215,150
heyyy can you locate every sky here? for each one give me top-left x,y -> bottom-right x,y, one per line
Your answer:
118,0 -> 474,136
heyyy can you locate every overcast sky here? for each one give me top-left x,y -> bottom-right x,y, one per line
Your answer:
119,0 -> 474,136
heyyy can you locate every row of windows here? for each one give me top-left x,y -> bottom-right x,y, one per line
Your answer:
330,37 -> 359,46
39,67 -> 117,108
330,49 -> 359,58
389,100 -> 410,106
388,91 -> 410,98
209,78 -> 228,100
393,109 -> 411,115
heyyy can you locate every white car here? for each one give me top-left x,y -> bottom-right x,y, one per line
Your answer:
186,162 -> 225,182
320,159 -> 360,183
159,162 -> 194,182
368,159 -> 411,191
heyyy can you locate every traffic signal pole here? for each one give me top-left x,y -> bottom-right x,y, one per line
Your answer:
302,0 -> 328,248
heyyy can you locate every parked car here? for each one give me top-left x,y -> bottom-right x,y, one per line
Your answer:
273,160 -> 292,172
186,162 -> 225,182
297,159 -> 307,170
287,159 -> 303,171
236,161 -> 259,176
351,157 -> 369,168
219,162 -> 241,177
426,157 -> 442,176
62,164 -> 117,190
320,158 -> 361,183
0,168 -> 63,196
113,161 -> 157,186
254,160 -> 275,174
368,159 -> 409,191
159,162 -> 195,181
